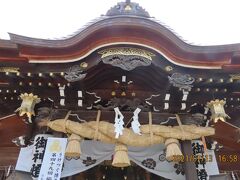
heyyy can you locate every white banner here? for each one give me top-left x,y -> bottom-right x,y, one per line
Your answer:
30,134 -> 52,179
38,137 -> 67,180
15,145 -> 33,172
191,140 -> 219,180
16,140 -> 221,180
15,140 -> 185,180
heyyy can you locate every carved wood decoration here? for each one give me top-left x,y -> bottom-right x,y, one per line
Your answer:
99,47 -> 154,71
168,73 -> 195,91
106,1 -> 150,18
64,65 -> 87,82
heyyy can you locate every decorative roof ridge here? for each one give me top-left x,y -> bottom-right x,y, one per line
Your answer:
149,17 -> 195,46
49,16 -> 108,40
106,0 -> 150,18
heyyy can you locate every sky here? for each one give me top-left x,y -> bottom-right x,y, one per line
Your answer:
0,0 -> 240,46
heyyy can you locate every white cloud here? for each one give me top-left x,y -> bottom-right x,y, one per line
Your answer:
0,0 -> 240,45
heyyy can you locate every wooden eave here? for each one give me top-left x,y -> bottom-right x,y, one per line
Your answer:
0,16 -> 238,68
0,39 -> 17,49
0,39 -> 27,62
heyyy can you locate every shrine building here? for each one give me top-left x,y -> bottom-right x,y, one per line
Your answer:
0,1 -> 240,180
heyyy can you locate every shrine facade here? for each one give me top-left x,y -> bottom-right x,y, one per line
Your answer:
0,1 -> 240,180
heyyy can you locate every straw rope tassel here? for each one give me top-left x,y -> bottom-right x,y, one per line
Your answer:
112,144 -> 130,167
164,114 -> 184,161
65,110 -> 83,158
65,133 -> 82,158
165,138 -> 183,161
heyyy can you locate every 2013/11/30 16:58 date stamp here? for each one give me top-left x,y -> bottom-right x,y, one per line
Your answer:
172,154 -> 239,163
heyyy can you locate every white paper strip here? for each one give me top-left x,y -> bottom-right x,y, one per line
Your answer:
60,99 -> 65,106
145,101 -> 152,105
78,91 -> 82,98
131,108 -> 142,135
182,93 -> 188,101
122,76 -> 126,82
182,94 -> 188,101
182,91 -> 189,101
204,107 -> 209,114
165,94 -> 170,101
164,103 -> 169,110
114,107 -> 124,138
78,100 -> 83,107
181,103 -> 186,110
59,86 -> 65,97
38,137 -> 67,180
